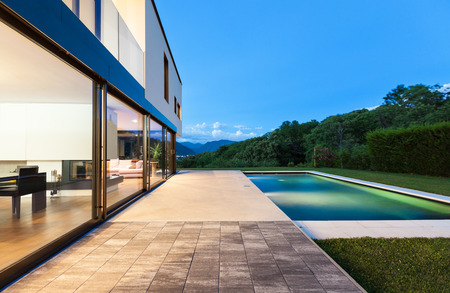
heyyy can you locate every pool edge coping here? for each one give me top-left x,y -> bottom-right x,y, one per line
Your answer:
243,170 -> 450,205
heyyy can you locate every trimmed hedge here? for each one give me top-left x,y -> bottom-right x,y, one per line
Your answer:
367,122 -> 450,176
340,144 -> 371,170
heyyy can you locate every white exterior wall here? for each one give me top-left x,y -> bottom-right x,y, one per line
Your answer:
0,103 -> 92,161
145,0 -> 182,135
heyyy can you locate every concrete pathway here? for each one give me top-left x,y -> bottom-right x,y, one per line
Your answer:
5,171 -> 364,292
296,220 -> 450,239
114,170 -> 290,221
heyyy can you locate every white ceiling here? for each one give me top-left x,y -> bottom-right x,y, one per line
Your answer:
0,21 -> 146,131
107,95 -> 143,131
0,21 -> 92,104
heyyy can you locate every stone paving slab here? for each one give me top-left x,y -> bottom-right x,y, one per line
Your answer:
5,221 -> 364,292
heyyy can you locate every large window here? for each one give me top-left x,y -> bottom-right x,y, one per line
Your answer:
0,21 -> 93,270
166,130 -> 174,176
106,94 -> 144,208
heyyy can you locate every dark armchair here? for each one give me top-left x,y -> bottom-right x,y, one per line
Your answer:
0,166 -> 46,218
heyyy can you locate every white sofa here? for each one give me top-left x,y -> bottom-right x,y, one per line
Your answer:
109,159 -> 143,178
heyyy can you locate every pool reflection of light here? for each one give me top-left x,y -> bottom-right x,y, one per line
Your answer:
248,174 -> 450,221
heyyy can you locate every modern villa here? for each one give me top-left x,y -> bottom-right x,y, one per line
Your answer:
0,0 -> 182,286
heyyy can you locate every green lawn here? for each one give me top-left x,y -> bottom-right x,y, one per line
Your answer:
179,167 -> 450,196
315,238 -> 450,293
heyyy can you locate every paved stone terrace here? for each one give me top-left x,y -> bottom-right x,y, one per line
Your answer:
5,171 -> 364,292
5,221 -> 362,293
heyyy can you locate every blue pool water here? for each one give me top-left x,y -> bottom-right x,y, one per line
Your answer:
247,174 -> 450,221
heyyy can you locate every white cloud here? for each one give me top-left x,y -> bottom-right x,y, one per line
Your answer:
212,129 -> 223,137
182,123 -> 261,143
195,123 -> 207,129
438,83 -> 450,94
177,137 -> 190,143
255,126 -> 263,130
228,130 -> 257,140
365,105 -> 380,111
213,122 -> 226,129
234,125 -> 251,130
181,121 -> 265,143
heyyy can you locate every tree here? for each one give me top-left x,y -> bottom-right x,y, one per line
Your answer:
383,84 -> 445,108
382,84 -> 449,128
178,83 -> 449,170
269,120 -> 318,165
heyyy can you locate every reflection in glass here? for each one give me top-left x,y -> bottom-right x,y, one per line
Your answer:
101,0 -> 119,58
118,15 -> 144,84
62,0 -> 144,84
150,119 -> 164,186
0,22 -> 93,270
106,95 -> 144,208
166,130 -> 173,176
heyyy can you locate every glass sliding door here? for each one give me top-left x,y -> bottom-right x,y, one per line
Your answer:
150,119 -> 164,186
0,21 -> 94,271
166,130 -> 173,176
105,94 -> 144,209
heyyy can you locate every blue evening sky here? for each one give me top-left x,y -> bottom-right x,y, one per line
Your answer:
155,0 -> 450,143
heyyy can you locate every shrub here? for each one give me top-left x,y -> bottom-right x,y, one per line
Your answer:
312,146 -> 337,167
287,162 -> 295,167
367,122 -> 450,176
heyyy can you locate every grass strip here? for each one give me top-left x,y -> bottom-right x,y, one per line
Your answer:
315,237 -> 450,293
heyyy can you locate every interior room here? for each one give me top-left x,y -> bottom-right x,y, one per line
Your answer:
106,94 -> 144,208
0,20 -> 94,270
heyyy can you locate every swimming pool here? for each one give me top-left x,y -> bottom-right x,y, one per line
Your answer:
247,174 -> 450,221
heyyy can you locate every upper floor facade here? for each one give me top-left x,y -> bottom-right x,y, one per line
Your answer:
1,0 -> 182,135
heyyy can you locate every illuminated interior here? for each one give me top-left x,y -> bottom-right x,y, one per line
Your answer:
0,20 -> 93,270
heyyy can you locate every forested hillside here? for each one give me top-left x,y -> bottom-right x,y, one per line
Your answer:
178,84 -> 449,170
176,142 -> 196,156
196,140 -> 236,153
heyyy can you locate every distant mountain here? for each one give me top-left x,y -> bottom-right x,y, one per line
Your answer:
180,142 -> 203,152
197,140 -> 237,153
178,140 -> 237,154
176,142 -> 196,156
